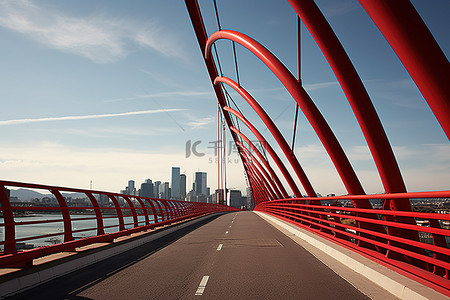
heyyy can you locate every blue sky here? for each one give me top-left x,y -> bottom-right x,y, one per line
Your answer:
0,0 -> 448,196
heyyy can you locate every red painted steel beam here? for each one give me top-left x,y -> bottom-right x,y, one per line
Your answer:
285,4 -> 423,259
223,106 -> 301,198
184,0 -> 242,153
231,127 -> 288,198
359,0 -> 450,140
286,2 -> 422,253
239,144 -> 279,200
215,76 -> 316,198
185,0 -> 257,199
241,155 -> 269,204
237,141 -> 279,200
206,32 -> 364,197
287,0 -> 408,196
0,185 -> 16,254
108,195 -> 125,231
240,156 -> 264,203
86,193 -> 105,235
51,190 -> 73,243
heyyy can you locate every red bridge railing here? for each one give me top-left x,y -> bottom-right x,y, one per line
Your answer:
255,191 -> 450,295
0,180 -> 238,267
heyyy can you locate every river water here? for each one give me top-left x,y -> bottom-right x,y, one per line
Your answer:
0,214 -> 155,251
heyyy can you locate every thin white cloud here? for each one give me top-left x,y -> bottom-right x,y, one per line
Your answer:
104,91 -> 212,103
0,0 -> 181,63
186,115 -> 215,129
0,109 -> 186,126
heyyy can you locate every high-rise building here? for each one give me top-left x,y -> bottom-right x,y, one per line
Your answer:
214,189 -> 223,205
180,174 -> 186,200
160,182 -> 170,199
229,190 -> 243,209
194,172 -> 207,195
153,181 -> 161,198
126,180 -> 135,195
247,187 -> 255,210
140,179 -> 153,198
171,167 -> 180,200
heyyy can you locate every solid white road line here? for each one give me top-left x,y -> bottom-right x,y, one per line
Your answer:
195,276 -> 210,296
217,244 -> 223,251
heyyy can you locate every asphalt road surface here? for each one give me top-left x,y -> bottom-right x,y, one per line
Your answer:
9,211 -> 369,299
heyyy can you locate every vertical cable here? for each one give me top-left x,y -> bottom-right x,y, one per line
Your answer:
213,0 -> 221,31
232,42 -> 241,87
217,103 -> 221,204
212,0 -> 223,77
223,120 -> 227,205
291,16 -> 301,152
297,16 -> 302,83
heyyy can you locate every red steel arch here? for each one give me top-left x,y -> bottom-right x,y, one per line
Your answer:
358,0 -> 450,140
215,76 -> 316,197
206,32 -> 367,198
185,0 -> 449,290
223,106 -> 302,198
239,144 -> 278,201
231,128 -> 287,199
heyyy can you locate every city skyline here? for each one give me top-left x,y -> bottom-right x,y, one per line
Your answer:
116,166 -> 251,208
0,0 -> 448,196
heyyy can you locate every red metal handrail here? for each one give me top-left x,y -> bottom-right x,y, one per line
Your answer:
255,191 -> 450,295
0,180 -> 238,267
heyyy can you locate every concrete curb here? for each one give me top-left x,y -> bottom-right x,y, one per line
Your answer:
255,211 -> 448,300
0,213 -> 223,299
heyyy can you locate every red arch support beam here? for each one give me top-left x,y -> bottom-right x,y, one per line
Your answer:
287,0 -> 410,199
215,76 -> 316,197
206,32 -> 365,198
359,0 -> 450,140
223,106 -> 302,198
232,129 -> 287,199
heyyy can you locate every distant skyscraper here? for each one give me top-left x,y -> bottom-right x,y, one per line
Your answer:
160,182 -> 170,199
194,172 -> 207,195
229,190 -> 243,209
140,179 -> 153,198
214,189 -> 223,205
171,167 -> 180,199
247,187 -> 255,210
126,180 -> 135,195
154,181 -> 161,198
180,174 -> 186,200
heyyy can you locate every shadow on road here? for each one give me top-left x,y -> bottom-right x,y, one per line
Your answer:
7,213 -> 227,300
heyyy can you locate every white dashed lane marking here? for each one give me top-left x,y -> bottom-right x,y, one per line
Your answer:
217,244 -> 223,251
195,276 -> 210,296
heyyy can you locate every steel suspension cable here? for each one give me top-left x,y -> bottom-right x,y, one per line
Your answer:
212,0 -> 221,30
223,118 -> 227,205
211,0 -> 224,77
232,41 -> 241,87
218,102 -> 221,203
291,16 -> 302,152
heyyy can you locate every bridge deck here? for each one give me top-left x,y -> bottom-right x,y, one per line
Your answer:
10,211 -> 371,299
